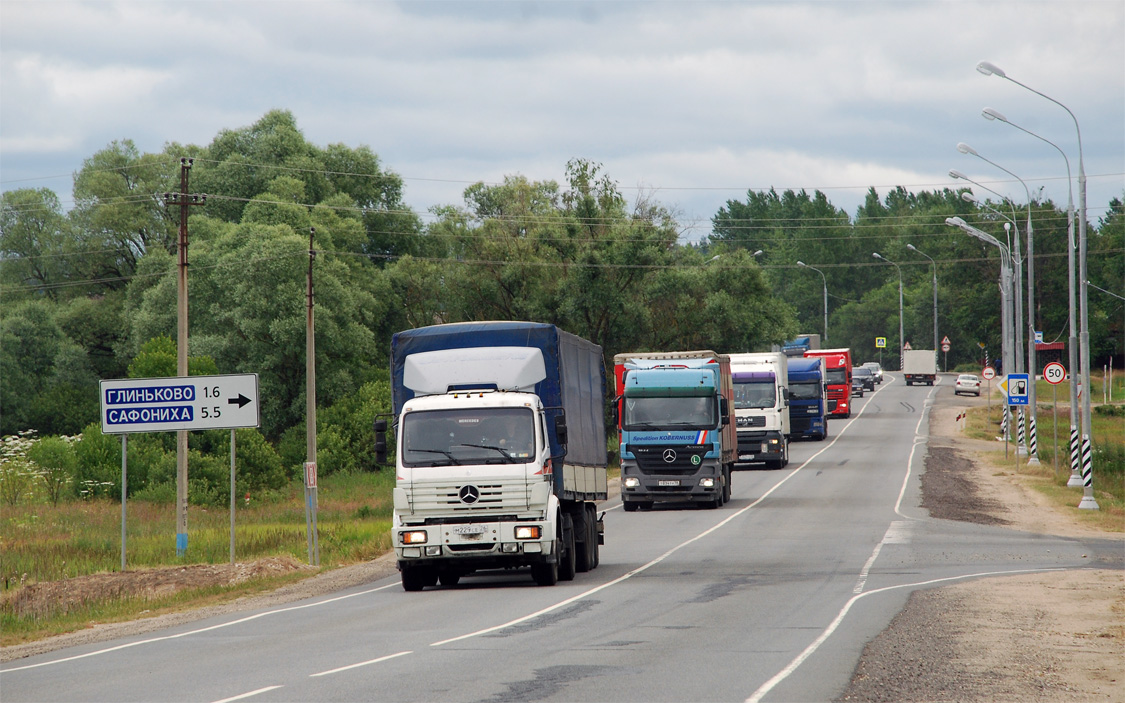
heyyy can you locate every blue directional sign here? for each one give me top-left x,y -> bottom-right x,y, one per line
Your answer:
100,374 -> 260,434
1004,373 -> 1030,406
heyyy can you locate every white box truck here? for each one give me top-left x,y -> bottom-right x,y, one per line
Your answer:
903,349 -> 938,386
728,352 -> 790,468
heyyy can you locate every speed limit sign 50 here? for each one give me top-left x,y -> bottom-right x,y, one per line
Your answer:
1043,361 -> 1066,385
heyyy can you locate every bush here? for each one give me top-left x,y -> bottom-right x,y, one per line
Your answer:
26,435 -> 77,506
73,423 -> 122,499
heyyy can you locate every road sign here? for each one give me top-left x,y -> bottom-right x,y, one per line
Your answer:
942,335 -> 951,345
1005,373 -> 1029,406
875,337 -> 886,348
1043,361 -> 1066,385
941,342 -> 951,352
100,374 -> 260,434
903,342 -> 912,350
1035,330 -> 1044,344
982,366 -> 996,380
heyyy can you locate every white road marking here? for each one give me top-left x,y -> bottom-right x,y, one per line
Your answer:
212,685 -> 284,703
309,650 -> 412,677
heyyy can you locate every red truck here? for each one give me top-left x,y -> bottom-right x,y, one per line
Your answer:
804,348 -> 852,419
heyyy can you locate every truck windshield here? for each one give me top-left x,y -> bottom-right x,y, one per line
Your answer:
622,396 -> 717,430
789,381 -> 821,400
734,381 -> 775,409
401,407 -> 535,467
825,368 -> 847,385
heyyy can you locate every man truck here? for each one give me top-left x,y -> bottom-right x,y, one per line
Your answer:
903,349 -> 938,386
728,352 -> 790,468
378,321 -> 608,590
804,348 -> 852,419
614,351 -> 735,511
787,356 -> 828,440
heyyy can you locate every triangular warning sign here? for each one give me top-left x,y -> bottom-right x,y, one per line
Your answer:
942,335 -> 951,344
903,342 -> 912,350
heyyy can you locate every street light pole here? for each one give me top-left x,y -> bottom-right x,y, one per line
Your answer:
906,244 -> 938,362
960,192 -> 1019,387
982,107 -> 1084,486
873,252 -> 904,371
977,60 -> 1097,509
797,261 -> 828,343
946,216 -> 1016,445
956,143 -> 1039,465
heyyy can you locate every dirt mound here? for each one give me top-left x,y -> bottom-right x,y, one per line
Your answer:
2,556 -> 311,618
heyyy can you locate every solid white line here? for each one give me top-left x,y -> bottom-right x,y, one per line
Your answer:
212,685 -> 284,703
309,650 -> 412,677
3,582 -> 400,673
744,567 -> 1065,703
430,390 -> 886,648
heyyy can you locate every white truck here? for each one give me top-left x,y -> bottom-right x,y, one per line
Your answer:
728,352 -> 790,469
376,322 -> 608,591
903,349 -> 938,386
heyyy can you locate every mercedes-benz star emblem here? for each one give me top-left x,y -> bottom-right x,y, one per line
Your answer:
458,485 -> 481,504
662,449 -> 677,463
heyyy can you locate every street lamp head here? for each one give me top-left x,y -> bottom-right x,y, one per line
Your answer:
906,244 -> 917,252
949,169 -> 968,181
961,192 -> 978,204
956,142 -> 978,156
873,252 -> 885,261
797,260 -> 807,267
945,216 -> 967,227
752,249 -> 764,257
982,107 -> 1008,123
976,60 -> 1006,78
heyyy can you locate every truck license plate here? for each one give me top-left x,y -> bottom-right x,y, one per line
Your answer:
658,480 -> 680,487
740,454 -> 754,461
453,525 -> 485,535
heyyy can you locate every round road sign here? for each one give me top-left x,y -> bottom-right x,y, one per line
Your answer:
1043,361 -> 1066,385
941,342 -> 951,352
981,366 -> 996,380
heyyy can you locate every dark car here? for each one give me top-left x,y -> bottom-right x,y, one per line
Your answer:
852,366 -> 875,393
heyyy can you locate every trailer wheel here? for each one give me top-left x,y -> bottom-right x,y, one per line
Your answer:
558,512 -> 577,582
722,467 -> 732,503
575,508 -> 593,573
588,504 -> 600,568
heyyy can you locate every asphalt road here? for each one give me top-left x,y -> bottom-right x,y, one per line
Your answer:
1,375 -> 1109,702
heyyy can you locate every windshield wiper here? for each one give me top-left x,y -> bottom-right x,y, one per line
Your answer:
407,448 -> 461,465
454,443 -> 517,463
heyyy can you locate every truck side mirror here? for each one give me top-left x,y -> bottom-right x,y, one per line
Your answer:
611,396 -> 620,427
719,397 -> 730,426
374,418 -> 388,464
554,415 -> 568,445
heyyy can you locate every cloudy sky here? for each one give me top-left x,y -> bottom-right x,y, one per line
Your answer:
2,1 -> 1123,241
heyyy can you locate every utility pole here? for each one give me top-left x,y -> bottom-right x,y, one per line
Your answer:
305,227 -> 320,565
163,158 -> 205,557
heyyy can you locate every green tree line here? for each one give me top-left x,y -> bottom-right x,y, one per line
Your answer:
2,110 -> 1122,503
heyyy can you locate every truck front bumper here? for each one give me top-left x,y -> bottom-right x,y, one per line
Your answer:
619,461 -> 724,504
395,520 -> 554,569
736,431 -> 784,463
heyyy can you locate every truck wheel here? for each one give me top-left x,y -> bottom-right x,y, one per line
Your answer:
531,562 -> 558,586
558,514 -> 577,582
574,508 -> 593,573
722,467 -> 732,503
401,566 -> 429,592
623,499 -> 639,512
781,440 -> 790,468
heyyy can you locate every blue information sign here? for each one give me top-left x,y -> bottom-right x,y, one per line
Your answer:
1005,373 -> 1029,406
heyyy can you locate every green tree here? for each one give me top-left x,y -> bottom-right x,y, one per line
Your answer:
27,436 -> 78,506
0,188 -> 74,300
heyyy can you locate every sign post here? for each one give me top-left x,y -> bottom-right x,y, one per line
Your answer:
100,374 -> 260,560
1043,362 -> 1067,477
982,365 -> 996,432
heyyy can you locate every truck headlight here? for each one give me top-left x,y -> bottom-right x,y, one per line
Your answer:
699,477 -> 715,488
401,530 -> 427,545
624,477 -> 640,488
514,526 -> 541,540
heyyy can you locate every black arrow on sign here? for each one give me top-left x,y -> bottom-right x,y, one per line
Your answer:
228,394 -> 252,409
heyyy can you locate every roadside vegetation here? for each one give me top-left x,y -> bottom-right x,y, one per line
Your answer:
962,372 -> 1125,529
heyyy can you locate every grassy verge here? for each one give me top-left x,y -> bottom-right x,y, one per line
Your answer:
963,392 -> 1124,530
1,470 -> 395,646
